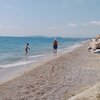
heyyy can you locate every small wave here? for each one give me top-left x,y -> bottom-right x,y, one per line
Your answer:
29,54 -> 44,58
72,43 -> 81,48
0,60 -> 35,68
59,42 -> 81,53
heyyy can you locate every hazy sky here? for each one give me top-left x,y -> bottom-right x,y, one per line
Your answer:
0,0 -> 100,37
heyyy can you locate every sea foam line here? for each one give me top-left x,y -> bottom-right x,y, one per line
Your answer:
0,60 -> 35,68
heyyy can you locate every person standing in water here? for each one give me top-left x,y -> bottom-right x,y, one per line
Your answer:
53,38 -> 58,54
25,43 -> 30,54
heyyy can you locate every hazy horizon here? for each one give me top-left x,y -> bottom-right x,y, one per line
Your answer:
0,0 -> 100,37
0,35 -> 91,38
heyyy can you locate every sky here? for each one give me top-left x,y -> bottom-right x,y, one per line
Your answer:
0,0 -> 100,37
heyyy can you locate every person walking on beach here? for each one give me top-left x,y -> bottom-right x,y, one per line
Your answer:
53,38 -> 58,54
25,43 -> 30,54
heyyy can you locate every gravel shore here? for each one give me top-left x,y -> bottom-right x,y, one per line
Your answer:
0,42 -> 100,100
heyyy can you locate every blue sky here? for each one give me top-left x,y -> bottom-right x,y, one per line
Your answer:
0,0 -> 100,37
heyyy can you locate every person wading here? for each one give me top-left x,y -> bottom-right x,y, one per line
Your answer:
53,38 -> 58,54
25,43 -> 30,54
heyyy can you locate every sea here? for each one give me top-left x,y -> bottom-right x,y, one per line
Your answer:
0,36 -> 87,68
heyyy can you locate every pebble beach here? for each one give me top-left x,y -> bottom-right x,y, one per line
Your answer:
0,41 -> 100,100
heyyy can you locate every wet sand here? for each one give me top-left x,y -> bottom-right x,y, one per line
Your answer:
0,42 -> 100,100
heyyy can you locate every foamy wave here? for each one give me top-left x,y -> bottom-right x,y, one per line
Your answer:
58,42 -> 82,54
29,54 -> 44,58
0,60 -> 35,68
72,43 -> 81,48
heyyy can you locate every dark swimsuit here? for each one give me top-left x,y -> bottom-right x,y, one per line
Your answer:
53,41 -> 58,49
53,45 -> 57,49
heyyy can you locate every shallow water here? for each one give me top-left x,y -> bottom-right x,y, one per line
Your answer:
0,36 -> 87,68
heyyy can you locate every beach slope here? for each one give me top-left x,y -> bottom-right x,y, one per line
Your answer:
0,42 -> 100,100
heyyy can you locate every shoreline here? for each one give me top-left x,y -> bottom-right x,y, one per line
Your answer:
0,42 -> 83,84
0,37 -> 85,69
0,41 -> 82,68
1,41 -> 100,100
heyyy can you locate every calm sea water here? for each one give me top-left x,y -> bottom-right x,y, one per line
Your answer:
0,36 -> 87,68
